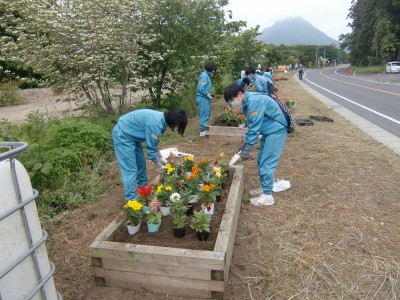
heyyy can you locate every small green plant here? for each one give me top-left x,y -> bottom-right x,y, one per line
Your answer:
170,203 -> 187,228
190,210 -> 210,233
0,81 -> 23,107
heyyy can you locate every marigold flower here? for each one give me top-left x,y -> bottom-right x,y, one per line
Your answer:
165,186 -> 172,191
184,156 -> 193,161
219,152 -> 224,158
203,184 -> 211,192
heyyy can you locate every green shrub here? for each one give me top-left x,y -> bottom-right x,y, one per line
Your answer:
0,81 -> 24,106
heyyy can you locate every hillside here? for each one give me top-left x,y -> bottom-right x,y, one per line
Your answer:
258,17 -> 340,47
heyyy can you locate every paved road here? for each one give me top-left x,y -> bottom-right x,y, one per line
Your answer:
297,67 -> 400,155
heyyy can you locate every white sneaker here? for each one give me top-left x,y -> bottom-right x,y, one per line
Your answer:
250,194 -> 274,206
199,131 -> 206,137
272,180 -> 291,192
250,180 -> 291,196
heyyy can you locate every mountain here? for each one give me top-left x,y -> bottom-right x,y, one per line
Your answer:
258,17 -> 340,47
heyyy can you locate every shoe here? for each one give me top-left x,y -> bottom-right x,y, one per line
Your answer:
272,180 -> 291,192
199,131 -> 206,137
250,180 -> 291,196
250,194 -> 274,206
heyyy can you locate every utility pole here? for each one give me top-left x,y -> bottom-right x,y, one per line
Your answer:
315,48 -> 318,68
323,49 -> 326,66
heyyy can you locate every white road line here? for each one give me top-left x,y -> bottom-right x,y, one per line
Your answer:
303,77 -> 400,125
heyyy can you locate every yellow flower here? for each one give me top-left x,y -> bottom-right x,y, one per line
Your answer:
220,152 -> 224,158
165,186 -> 172,191
156,185 -> 163,195
184,156 -> 193,161
124,200 -> 143,211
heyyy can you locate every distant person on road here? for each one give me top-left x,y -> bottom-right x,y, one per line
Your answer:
196,61 -> 217,137
298,64 -> 304,80
112,108 -> 188,202
224,83 -> 288,206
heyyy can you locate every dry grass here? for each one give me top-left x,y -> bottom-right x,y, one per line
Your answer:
42,72 -> 400,300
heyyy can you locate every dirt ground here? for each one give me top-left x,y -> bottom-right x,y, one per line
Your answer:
5,74 -> 400,299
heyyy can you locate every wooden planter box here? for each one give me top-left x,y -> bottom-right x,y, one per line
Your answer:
89,165 -> 244,299
205,125 -> 246,143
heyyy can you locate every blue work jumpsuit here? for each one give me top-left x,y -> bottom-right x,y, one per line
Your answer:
242,92 -> 288,195
252,73 -> 270,95
196,69 -> 213,132
112,109 -> 166,201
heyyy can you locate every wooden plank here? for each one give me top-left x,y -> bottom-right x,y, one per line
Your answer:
92,212 -> 126,242
94,268 -> 225,296
214,165 -> 244,252
90,241 -> 225,270
101,257 -> 211,280
205,125 -> 247,134
214,165 -> 244,287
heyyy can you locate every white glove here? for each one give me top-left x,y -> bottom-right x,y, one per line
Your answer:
207,94 -> 214,100
159,156 -> 168,165
159,165 -> 166,172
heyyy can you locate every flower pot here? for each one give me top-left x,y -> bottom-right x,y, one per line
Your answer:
196,231 -> 210,241
142,205 -> 151,215
147,221 -> 161,233
189,195 -> 198,203
201,172 -> 210,183
173,227 -> 186,238
202,203 -> 214,215
127,222 -> 141,235
185,203 -> 194,215
216,195 -> 221,202
160,206 -> 170,216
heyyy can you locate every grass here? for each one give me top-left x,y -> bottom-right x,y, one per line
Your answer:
349,65 -> 386,74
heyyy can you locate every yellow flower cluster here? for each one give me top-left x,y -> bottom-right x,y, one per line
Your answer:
184,156 -> 194,161
213,166 -> 221,177
165,163 -> 175,174
124,200 -> 143,211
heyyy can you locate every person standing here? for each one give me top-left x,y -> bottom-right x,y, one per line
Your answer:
196,61 -> 217,136
224,83 -> 288,206
298,64 -> 304,80
112,108 -> 188,201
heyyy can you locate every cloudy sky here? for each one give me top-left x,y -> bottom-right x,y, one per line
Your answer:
225,0 -> 353,40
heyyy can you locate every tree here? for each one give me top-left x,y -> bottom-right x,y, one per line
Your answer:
1,0 -> 156,114
347,0 -> 400,66
137,0 -> 230,108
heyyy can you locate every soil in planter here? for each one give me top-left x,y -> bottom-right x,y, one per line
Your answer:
112,172 -> 234,251
213,119 -> 239,127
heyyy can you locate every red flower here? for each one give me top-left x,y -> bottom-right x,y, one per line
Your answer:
137,184 -> 153,197
213,159 -> 218,165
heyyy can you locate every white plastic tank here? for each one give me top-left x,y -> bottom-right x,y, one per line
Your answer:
0,143 -> 60,300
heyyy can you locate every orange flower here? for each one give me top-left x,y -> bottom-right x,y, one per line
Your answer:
203,184 -> 211,192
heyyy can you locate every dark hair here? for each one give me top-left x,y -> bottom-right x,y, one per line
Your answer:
205,61 -> 217,73
165,108 -> 188,136
242,77 -> 250,85
245,66 -> 256,75
224,83 -> 245,103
